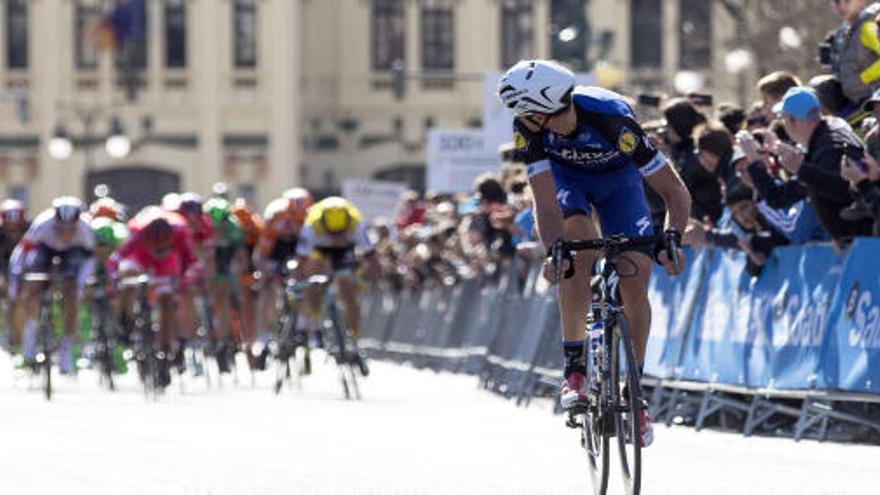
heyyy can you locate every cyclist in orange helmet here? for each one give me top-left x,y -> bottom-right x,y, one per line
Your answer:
89,197 -> 124,221
231,198 -> 263,354
252,195 -> 308,368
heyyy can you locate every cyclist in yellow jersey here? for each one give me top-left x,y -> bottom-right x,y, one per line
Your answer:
295,197 -> 379,342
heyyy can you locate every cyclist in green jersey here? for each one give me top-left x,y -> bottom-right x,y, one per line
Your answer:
204,197 -> 245,372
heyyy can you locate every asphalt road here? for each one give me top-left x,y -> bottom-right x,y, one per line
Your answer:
1,351 -> 877,495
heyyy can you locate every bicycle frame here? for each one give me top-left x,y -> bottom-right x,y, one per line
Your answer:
22,259 -> 65,401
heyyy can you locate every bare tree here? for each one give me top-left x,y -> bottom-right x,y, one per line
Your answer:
720,0 -> 840,80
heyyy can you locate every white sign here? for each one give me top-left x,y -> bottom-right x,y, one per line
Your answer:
426,129 -> 499,194
341,178 -> 408,223
482,70 -> 597,156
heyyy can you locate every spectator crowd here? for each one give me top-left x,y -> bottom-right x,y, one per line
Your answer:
368,0 -> 880,287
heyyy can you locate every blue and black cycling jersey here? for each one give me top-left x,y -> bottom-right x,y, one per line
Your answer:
512,86 -> 670,239
513,86 -> 667,178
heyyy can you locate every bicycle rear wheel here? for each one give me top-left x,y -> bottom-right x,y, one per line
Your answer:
611,314 -> 642,495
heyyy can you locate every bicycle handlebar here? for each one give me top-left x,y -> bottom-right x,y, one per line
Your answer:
22,272 -> 52,283
116,274 -> 174,289
551,231 -> 682,278
561,234 -> 665,253
286,268 -> 355,293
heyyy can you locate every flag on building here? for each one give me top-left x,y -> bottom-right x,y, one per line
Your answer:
88,0 -> 146,51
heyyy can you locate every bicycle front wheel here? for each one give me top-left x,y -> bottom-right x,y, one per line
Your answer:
611,313 -> 642,495
578,340 -> 614,495
38,306 -> 53,401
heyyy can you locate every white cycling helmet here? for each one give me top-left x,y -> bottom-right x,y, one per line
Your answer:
52,196 -> 82,225
497,60 -> 576,117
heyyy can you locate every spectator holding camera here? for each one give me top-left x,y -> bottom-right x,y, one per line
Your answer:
741,87 -> 872,242
469,174 -> 517,259
695,122 -> 744,188
829,0 -> 880,106
662,98 -> 724,224
841,150 -> 880,232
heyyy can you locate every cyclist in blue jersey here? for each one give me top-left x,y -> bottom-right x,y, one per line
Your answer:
498,60 -> 692,447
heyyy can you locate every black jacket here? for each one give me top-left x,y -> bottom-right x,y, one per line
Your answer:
796,117 -> 873,240
746,161 -> 808,210
668,138 -> 723,224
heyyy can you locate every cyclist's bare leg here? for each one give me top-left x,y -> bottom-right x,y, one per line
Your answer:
10,295 -> 24,348
176,290 -> 197,340
258,278 -> 279,339
335,275 -> 359,338
60,282 -> 77,337
240,281 -> 256,344
21,280 -> 40,321
303,258 -> 327,318
158,292 -> 175,349
212,281 -> 232,340
617,251 -> 652,366
559,214 -> 599,342
20,280 -> 41,357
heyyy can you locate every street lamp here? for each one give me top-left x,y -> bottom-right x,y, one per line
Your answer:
105,117 -> 131,159
48,125 -> 73,160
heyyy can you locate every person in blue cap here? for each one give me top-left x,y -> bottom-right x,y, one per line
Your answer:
737,86 -> 873,244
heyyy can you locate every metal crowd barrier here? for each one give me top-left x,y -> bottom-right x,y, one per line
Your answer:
361,241 -> 880,443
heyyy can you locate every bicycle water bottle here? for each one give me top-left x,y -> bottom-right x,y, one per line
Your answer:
589,320 -> 605,367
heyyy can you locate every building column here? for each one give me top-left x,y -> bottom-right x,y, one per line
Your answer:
266,0 -> 301,200
534,0 -> 550,60
147,0 -> 163,104
192,0 -> 222,195
33,0 -> 66,204
662,0 -> 679,79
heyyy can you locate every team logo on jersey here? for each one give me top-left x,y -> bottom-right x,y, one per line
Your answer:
618,128 -> 638,155
513,131 -> 527,150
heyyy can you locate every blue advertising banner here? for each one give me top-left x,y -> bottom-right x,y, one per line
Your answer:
823,238 -> 880,393
644,247 -> 706,379
743,245 -> 843,389
646,243 -> 849,391
677,249 -> 750,384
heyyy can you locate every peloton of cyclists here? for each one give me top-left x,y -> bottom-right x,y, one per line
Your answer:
2,186 -> 376,388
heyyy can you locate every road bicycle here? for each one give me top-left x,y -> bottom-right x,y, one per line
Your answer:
119,274 -> 171,400
554,233 -> 679,495
22,262 -> 64,401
